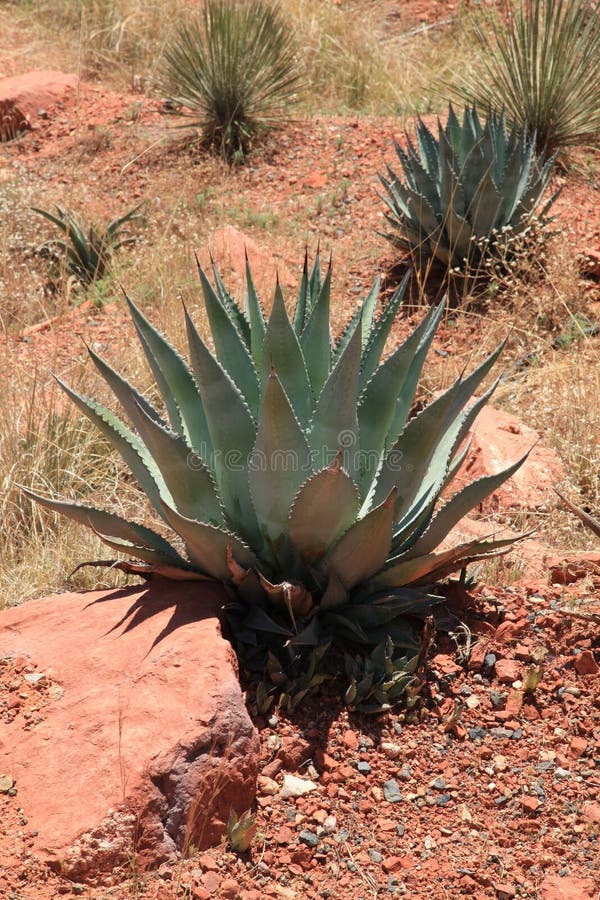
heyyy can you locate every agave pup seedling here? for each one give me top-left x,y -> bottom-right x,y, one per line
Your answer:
25,251 -> 528,705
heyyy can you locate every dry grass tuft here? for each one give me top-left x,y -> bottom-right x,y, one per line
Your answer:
27,0 -> 481,115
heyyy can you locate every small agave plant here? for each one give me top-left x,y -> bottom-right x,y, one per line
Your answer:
32,204 -> 143,286
25,252 -> 527,705
379,104 -> 557,275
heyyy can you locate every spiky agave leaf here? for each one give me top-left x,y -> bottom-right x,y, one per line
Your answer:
379,103 -> 558,276
25,250 -> 528,707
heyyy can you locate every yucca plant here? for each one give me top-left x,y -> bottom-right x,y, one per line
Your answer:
458,0 -> 600,156
32,204 -> 142,286
379,104 -> 556,277
24,251 -> 528,704
160,0 -> 301,161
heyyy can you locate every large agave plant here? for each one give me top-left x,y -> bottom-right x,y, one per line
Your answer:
26,253 -> 527,701
380,105 -> 557,275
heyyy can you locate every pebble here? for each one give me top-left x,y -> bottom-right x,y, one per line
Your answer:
383,779 -> 403,803
431,777 -> 446,790
436,794 -> 451,807
280,774 -> 318,799
357,761 -> 371,774
490,727 -> 515,739
468,726 -> 487,741
0,775 -> 15,793
322,815 -> 337,834
299,830 -> 319,848
380,742 -> 402,759
258,775 -> 279,796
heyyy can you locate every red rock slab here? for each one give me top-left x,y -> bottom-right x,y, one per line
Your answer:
0,582 -> 259,884
0,70 -> 77,136
547,552 -> 600,585
197,224 -> 296,304
452,404 -> 565,513
539,874 -> 598,899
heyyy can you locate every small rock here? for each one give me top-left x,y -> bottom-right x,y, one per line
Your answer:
369,849 -> 382,863
357,761 -> 371,774
342,729 -> 358,749
201,871 -> 221,894
258,775 -> 279,796
322,815 -> 337,834
220,879 -> 241,899
574,650 -> 599,676
0,775 -> 15,794
469,726 -> 487,741
569,736 -> 588,759
383,779 -> 403,803
494,883 -> 516,899
299,829 -> 319,848
582,801 -> 600,824
380,742 -> 402,759
494,659 -> 521,684
521,796 -> 540,813
280,774 -> 318,799
540,874 -> 597,899
436,794 -> 451,807
431,777 -> 446,790
494,755 -> 508,772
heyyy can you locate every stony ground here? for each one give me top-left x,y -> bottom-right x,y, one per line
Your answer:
1,573 -> 599,900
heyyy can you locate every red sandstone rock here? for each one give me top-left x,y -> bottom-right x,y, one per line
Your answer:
197,225 -> 295,303
276,734 -> 313,771
547,553 -> 600,585
0,70 -> 77,137
569,736 -> 589,758
574,650 -> 599,676
540,874 -> 598,899
494,658 -> 521,684
452,405 -> 565,513
0,583 -> 259,884
582,801 -> 600,824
